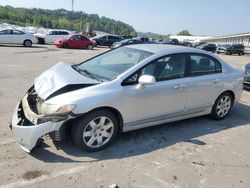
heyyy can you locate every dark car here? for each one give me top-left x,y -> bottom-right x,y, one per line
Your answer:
193,42 -> 207,48
111,39 -> 142,49
216,44 -> 245,55
243,63 -> 250,90
179,41 -> 193,47
160,38 -> 179,45
92,35 -> 122,47
197,43 -> 217,53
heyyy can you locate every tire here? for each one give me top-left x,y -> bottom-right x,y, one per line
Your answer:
211,92 -> 233,120
23,40 -> 32,47
71,109 -> 119,152
63,43 -> 69,48
87,44 -> 94,50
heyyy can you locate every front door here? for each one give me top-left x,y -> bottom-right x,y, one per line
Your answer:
121,53 -> 188,127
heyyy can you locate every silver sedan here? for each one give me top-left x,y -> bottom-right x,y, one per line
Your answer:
11,44 -> 244,152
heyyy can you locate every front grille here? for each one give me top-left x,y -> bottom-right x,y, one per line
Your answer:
16,102 -> 34,126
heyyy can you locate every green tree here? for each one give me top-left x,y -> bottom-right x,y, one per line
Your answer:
0,5 -> 137,37
177,30 -> 192,36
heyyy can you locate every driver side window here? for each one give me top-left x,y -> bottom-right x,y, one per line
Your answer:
122,53 -> 187,86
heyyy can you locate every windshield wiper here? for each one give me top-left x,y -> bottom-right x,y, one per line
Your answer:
74,67 -> 103,82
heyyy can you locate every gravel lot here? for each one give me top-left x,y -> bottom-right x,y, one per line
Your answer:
0,45 -> 250,188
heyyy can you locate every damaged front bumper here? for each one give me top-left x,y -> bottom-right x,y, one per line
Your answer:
11,92 -> 66,153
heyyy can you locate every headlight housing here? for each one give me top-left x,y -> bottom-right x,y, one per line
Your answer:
40,103 -> 76,116
242,66 -> 246,76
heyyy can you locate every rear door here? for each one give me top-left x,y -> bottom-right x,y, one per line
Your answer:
80,35 -> 90,48
185,53 -> 223,111
12,30 -> 26,43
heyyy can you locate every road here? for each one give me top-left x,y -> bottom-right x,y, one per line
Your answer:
0,45 -> 250,188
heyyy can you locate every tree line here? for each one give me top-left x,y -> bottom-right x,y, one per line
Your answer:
0,5 -> 137,36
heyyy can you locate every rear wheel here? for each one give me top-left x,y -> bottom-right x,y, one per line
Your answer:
23,40 -> 32,47
211,92 -> 233,120
71,110 -> 119,152
87,44 -> 94,50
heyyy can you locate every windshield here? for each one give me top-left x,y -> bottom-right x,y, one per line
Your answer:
76,47 -> 153,81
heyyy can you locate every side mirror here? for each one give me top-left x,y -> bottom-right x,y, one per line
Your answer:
137,75 -> 156,89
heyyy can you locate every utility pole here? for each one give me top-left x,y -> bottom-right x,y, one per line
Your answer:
71,0 -> 74,20
80,13 -> 83,33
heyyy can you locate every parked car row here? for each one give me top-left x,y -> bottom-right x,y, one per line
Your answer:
0,28 -> 249,56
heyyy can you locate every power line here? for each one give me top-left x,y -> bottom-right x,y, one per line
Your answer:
4,0 -> 21,6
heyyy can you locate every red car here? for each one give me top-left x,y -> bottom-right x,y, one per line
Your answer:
55,34 -> 94,49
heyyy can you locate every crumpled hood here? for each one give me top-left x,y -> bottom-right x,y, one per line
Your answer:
34,62 -> 99,100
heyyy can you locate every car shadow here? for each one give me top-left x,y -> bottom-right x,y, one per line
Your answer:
57,47 -> 102,51
0,44 -> 48,49
31,102 -> 250,163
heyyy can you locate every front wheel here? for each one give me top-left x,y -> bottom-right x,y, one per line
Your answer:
71,110 -> 119,152
63,43 -> 69,48
211,92 -> 233,120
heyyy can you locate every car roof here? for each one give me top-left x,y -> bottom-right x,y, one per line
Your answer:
125,44 -> 204,54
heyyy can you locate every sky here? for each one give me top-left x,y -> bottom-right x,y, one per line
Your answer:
0,0 -> 249,36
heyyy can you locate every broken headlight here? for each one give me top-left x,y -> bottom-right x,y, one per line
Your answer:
40,103 -> 76,116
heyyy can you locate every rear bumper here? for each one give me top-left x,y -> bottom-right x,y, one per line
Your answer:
11,98 -> 65,153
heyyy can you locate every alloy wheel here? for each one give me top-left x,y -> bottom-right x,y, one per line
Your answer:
216,96 -> 231,118
82,116 -> 114,148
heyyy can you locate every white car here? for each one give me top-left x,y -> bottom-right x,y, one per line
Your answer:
34,30 -> 71,44
0,29 -> 36,47
11,44 -> 243,153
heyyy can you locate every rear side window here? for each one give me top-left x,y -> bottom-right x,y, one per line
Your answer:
108,36 -> 120,40
189,54 -> 222,76
81,36 -> 88,40
59,31 -> 69,35
13,30 -> 25,35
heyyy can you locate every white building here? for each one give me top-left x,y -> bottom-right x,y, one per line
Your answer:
170,35 -> 212,42
202,33 -> 250,46
170,33 -> 250,46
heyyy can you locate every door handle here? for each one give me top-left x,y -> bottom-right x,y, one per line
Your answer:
212,79 -> 220,84
174,85 -> 182,89
174,84 -> 186,89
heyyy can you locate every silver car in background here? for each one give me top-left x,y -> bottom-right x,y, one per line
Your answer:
10,44 -> 244,153
242,63 -> 250,90
0,29 -> 36,47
